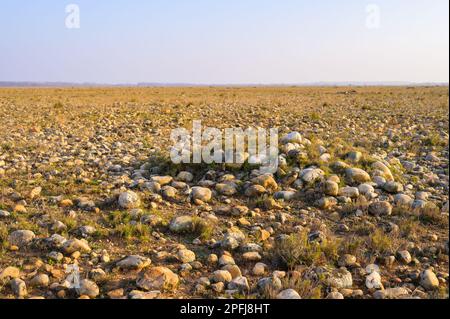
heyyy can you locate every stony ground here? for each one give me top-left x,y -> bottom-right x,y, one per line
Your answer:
0,86 -> 448,299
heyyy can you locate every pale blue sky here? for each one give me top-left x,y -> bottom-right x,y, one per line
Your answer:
0,0 -> 448,84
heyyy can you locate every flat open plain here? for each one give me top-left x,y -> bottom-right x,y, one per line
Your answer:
0,86 -> 448,299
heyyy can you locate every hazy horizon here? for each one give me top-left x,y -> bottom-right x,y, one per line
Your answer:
0,81 -> 448,87
1,0 -> 449,84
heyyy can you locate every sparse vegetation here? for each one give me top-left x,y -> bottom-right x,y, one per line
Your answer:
272,232 -> 340,269
192,217 -> 214,240
416,204 -> 449,226
0,86 -> 448,300
368,229 -> 396,254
